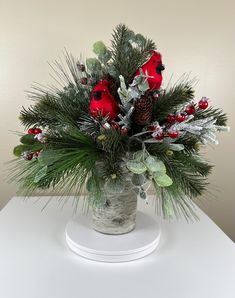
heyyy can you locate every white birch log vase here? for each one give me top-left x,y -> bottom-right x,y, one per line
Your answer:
92,181 -> 138,235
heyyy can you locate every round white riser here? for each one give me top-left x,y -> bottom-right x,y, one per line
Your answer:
65,211 -> 161,263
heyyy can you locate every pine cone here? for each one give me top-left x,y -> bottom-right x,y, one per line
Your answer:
134,95 -> 154,126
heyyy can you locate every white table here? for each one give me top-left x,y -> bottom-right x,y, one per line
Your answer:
0,196 -> 235,298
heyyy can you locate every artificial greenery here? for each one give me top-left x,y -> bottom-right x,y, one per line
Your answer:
10,24 -> 228,220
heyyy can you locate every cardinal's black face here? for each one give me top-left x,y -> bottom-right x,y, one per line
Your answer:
93,91 -> 102,100
156,62 -> 165,75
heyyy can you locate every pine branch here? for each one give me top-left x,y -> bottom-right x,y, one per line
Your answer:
194,107 -> 227,126
178,134 -> 200,153
110,24 -> 156,83
98,128 -> 126,154
172,152 -> 213,176
9,129 -> 101,196
153,151 -> 212,220
49,50 -> 84,87
153,82 -> 195,122
154,183 -> 199,220
20,88 -> 90,129
160,153 -> 211,198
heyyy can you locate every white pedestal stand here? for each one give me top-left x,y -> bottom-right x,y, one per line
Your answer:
66,211 -> 160,263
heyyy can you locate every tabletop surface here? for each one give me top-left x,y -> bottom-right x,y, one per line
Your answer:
0,196 -> 235,298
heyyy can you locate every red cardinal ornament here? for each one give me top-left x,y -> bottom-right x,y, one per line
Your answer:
89,80 -> 119,121
135,50 -> 164,90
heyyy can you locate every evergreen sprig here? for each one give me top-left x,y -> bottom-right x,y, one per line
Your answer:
161,153 -> 211,198
10,128 -> 100,196
194,106 -> 227,126
110,24 -> 156,83
153,82 -> 195,122
20,85 -> 90,129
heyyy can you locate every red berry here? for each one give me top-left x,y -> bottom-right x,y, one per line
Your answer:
24,153 -> 33,160
185,105 -> 196,115
120,127 -> 128,135
34,150 -> 41,157
111,122 -> 120,130
167,114 -> 175,124
80,77 -> 88,85
148,125 -> 156,131
28,128 -> 35,134
168,130 -> 179,139
198,98 -> 209,110
155,133 -> 164,140
34,128 -> 42,134
175,113 -> 186,122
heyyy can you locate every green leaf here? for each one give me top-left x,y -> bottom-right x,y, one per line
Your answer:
126,160 -> 147,174
168,143 -> 185,151
145,156 -> 166,174
13,145 -> 32,157
86,176 -> 95,192
154,174 -> 173,187
131,173 -> 146,186
133,150 -> 148,161
38,150 -> 62,166
98,51 -> 111,64
34,165 -> 48,183
20,134 -> 36,145
138,79 -> 149,92
93,41 -> 107,56
86,58 -> 102,72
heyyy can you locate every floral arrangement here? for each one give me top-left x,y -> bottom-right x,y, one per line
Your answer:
10,24 -> 228,219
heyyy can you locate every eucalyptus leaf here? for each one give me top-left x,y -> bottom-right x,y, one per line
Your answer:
86,176 -> 104,193
86,58 -> 102,72
13,145 -> 32,157
154,174 -> 173,187
131,173 -> 146,186
164,199 -> 174,217
34,165 -> 47,183
86,176 -> 95,192
138,79 -> 149,92
93,41 -> 107,55
20,134 -> 36,145
133,150 -> 148,161
38,150 -> 62,165
98,51 -> 111,64
168,143 -> 185,151
107,65 -> 117,77
126,160 -> 147,174
145,156 -> 166,174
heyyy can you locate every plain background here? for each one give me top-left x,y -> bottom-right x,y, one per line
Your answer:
0,0 -> 234,240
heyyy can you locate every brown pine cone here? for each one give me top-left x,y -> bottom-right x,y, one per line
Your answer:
134,95 -> 154,126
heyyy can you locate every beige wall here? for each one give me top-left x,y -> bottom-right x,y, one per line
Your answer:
0,0 -> 234,239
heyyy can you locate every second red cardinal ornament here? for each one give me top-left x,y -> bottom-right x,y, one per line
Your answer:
89,80 -> 119,121
135,50 -> 164,91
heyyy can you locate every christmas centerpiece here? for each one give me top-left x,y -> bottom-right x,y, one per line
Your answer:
10,24 -> 228,235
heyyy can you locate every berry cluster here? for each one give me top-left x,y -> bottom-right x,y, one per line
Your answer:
148,97 -> 209,141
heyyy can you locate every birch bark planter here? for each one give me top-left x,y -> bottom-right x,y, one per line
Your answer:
92,181 -> 138,235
